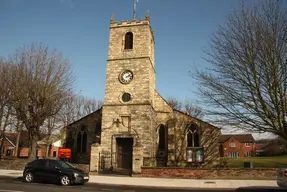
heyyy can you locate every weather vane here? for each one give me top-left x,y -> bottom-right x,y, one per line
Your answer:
133,0 -> 139,20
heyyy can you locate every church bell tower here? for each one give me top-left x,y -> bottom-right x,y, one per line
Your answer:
99,7 -> 157,174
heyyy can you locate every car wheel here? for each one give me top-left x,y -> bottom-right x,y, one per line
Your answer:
60,175 -> 70,186
24,172 -> 34,183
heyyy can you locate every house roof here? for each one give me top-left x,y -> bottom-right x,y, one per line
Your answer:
38,134 -> 60,145
255,143 -> 268,150
1,130 -> 44,148
219,134 -> 255,143
0,136 -> 16,147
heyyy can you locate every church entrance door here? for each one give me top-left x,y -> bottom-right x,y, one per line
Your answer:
116,138 -> 133,170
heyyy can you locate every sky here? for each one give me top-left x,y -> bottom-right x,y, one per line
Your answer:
0,0 -> 245,102
0,0 -> 278,138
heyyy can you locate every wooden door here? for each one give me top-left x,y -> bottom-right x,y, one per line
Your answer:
116,138 -> 133,170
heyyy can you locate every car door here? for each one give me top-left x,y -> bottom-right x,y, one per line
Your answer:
34,159 -> 49,181
47,160 -> 62,183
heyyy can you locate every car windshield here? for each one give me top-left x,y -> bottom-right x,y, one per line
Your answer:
57,160 -> 74,169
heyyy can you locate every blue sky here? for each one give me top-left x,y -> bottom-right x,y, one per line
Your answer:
1,0 -> 253,106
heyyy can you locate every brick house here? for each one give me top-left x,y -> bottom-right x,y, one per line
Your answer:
219,134 -> 256,158
1,131 -> 41,158
1,131 -> 62,158
0,136 -> 16,157
37,136 -> 63,158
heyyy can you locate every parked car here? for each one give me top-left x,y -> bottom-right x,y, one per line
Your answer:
277,168 -> 287,188
23,159 -> 89,186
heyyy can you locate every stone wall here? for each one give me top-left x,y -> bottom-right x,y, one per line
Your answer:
141,167 -> 277,179
100,104 -> 156,172
72,163 -> 90,173
65,109 -> 102,164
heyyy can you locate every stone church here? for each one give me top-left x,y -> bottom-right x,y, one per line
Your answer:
65,12 -> 221,175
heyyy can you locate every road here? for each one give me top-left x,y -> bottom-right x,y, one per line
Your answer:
0,176 -> 285,192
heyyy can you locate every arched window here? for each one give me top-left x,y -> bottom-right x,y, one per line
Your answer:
219,144 -> 224,157
65,131 -> 74,148
158,125 -> 167,150
124,32 -> 133,49
95,121 -> 102,144
186,124 -> 200,147
77,127 -> 88,153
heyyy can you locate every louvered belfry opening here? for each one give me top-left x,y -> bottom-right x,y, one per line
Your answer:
124,32 -> 133,49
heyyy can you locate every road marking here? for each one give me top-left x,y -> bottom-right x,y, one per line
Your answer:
0,190 -> 24,192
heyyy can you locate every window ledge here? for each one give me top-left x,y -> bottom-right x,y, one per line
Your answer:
123,49 -> 133,52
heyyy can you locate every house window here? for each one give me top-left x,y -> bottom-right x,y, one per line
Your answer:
228,152 -> 240,158
53,151 -> 57,157
77,127 -> 87,153
229,142 -> 236,147
245,143 -> 251,147
124,32 -> 133,49
245,152 -> 251,157
186,124 -> 200,147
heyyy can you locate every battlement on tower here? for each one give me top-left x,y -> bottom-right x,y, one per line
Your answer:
109,11 -> 154,40
109,10 -> 151,28
110,19 -> 150,28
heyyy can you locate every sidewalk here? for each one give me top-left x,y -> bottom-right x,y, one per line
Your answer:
0,169 -> 279,189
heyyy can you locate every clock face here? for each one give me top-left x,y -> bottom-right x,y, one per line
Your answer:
119,70 -> 133,84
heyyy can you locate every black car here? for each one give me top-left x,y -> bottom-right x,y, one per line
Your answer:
23,159 -> 89,186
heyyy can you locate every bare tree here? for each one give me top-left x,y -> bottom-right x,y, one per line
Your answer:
40,115 -> 63,157
58,92 -> 78,128
194,0 -> 287,140
183,99 -> 204,119
0,58 -> 13,159
12,117 -> 24,157
167,97 -> 203,118
58,93 -> 103,127
57,93 -> 103,147
8,43 -> 74,160
167,97 -> 182,111
76,95 -> 103,118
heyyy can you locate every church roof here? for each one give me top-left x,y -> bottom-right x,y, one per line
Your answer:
173,109 -> 221,130
66,107 -> 102,127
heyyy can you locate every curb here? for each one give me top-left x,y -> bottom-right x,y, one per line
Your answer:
90,183 -> 236,191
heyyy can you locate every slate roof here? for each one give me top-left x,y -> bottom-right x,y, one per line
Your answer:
255,143 -> 268,150
0,136 -> 16,147
219,134 -> 255,143
1,130 -> 45,147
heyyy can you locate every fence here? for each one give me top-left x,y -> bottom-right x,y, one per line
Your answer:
98,152 -> 117,174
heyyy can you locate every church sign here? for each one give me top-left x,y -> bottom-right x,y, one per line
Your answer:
186,147 -> 204,163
